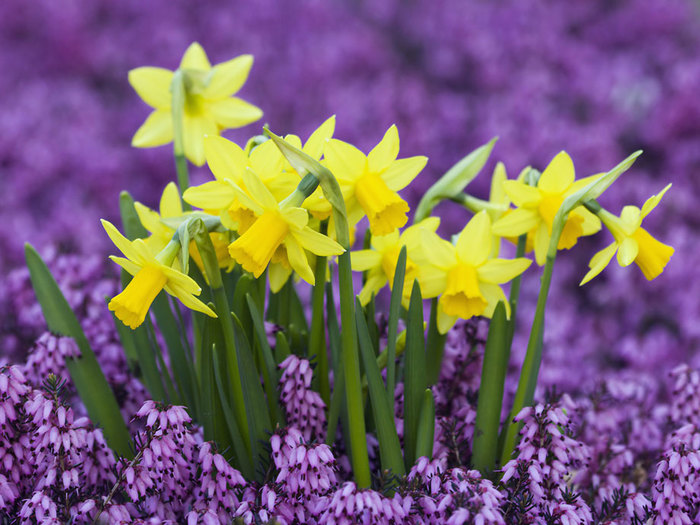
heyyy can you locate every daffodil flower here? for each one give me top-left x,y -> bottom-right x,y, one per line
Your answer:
416,211 -> 532,334
491,152 -> 601,265
103,220 -> 216,329
323,125 -> 427,236
134,182 -> 183,252
226,169 -> 345,288
351,217 -> 440,306
129,42 -> 262,166
580,184 -> 674,284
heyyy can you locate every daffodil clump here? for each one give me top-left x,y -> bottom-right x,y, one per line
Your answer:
26,42 -> 675,493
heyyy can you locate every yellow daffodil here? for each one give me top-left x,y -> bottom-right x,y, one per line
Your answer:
129,42 -> 262,166
323,125 -> 427,236
226,169 -> 344,287
416,211 -> 531,334
134,182 -> 183,252
580,184 -> 674,284
102,220 -> 216,329
351,217 -> 440,306
491,152 -> 601,265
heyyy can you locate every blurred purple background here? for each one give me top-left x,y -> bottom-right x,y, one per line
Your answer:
1,0 -> 699,382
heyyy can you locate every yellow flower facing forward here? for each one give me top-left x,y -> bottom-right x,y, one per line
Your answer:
491,152 -> 601,265
102,220 -> 216,329
351,217 -> 440,306
129,42 -> 262,166
226,168 -> 345,284
323,125 -> 427,236
416,211 -> 532,334
580,184 -> 674,284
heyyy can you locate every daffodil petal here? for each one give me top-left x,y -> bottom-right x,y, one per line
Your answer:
617,237 -> 639,267
134,202 -> 162,234
204,135 -> 248,182
128,67 -> 173,110
285,238 -> 314,285
162,266 -> 201,295
243,168 -> 278,210
294,227 -> 345,256
269,263 -> 293,293
132,110 -> 173,148
503,180 -> 541,207
160,182 -> 183,217
480,282 -> 510,318
324,139 -> 368,182
533,221 -> 550,266
437,301 -> 458,334
477,258 -> 531,284
304,116 -> 336,159
566,173 -> 604,195
183,115 -> 217,166
109,256 -> 141,277
203,55 -> 253,99
490,162 -> 508,205
183,180 -> 237,210
249,140 -> 285,179
382,156 -> 428,191
368,125 -> 400,174
576,206 -> 602,235
165,283 -> 217,317
180,42 -> 211,70
102,220 -> 142,262
371,230 -> 400,251
351,250 -> 382,272
580,242 -> 617,285
538,151 -> 574,194
421,230 -> 457,270
208,97 -> 263,128
358,272 -> 387,306
281,207 -> 308,230
131,238 -> 157,263
456,211 -> 491,266
416,266 -> 447,299
492,208 -> 540,237
641,183 -> 672,219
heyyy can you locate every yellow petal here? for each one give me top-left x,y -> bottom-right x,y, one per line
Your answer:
477,258 -> 531,284
502,180 -> 541,208
160,182 -> 183,217
368,125 -> 399,174
243,168 -> 278,210
269,263 -> 293,293
128,67 -> 173,110
323,139 -> 368,182
533,221 -> 550,266
249,140 -> 285,179
102,220 -> 142,263
421,230 -> 457,270
580,242 -> 617,285
351,250 -> 383,271
303,116 -> 336,159
417,265 -> 447,299
617,237 -> 639,267
632,227 -> 674,280
456,211 -> 491,266
132,110 -> 173,148
490,162 -> 509,205
566,173 -> 604,195
358,272 -> 387,306
204,135 -> 248,182
538,151 -> 574,194
436,301 -> 458,334
203,55 -> 253,99
165,283 -> 217,318
480,282 -> 510,318
641,183 -> 672,219
382,156 -> 428,192
109,256 -> 141,277
183,115 -> 217,166
285,237 -> 314,285
492,208 -> 540,237
293,227 -> 345,256
208,97 -> 262,128
577,206 -> 602,235
180,42 -> 211,70
183,180 -> 237,210
134,202 -> 162,234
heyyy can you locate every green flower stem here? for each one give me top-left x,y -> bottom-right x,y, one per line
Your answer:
425,298 -> 447,386
507,235 -> 527,342
192,222 -> 250,454
310,221 -> 330,405
499,242 -> 558,467
170,70 -> 191,210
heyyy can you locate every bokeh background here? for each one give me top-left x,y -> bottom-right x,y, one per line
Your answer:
1,0 -> 699,390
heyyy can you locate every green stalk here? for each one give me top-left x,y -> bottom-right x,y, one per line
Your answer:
170,70 -> 191,209
385,246 -> 407,398
507,235 -> 527,342
310,222 -> 330,404
425,298 -> 447,386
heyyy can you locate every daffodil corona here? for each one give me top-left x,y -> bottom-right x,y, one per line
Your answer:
103,220 -> 217,329
580,184 -> 674,284
129,42 -> 263,166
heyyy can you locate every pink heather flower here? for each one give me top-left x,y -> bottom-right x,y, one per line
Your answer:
279,355 -> 327,442
22,332 -> 80,386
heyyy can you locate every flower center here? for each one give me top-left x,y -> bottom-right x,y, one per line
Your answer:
109,264 -> 167,329
228,210 -> 289,278
355,172 -> 409,236
538,192 -> 564,231
441,263 -> 487,319
228,202 -> 258,234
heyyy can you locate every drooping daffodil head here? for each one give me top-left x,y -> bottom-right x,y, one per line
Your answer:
102,220 -> 217,329
416,211 -> 532,334
129,42 -> 263,166
580,184 -> 674,284
492,151 -> 602,265
323,125 -> 427,236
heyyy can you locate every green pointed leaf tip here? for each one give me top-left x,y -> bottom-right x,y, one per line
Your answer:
415,137 -> 498,222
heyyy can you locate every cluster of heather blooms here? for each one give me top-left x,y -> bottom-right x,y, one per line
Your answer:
278,355 -> 327,442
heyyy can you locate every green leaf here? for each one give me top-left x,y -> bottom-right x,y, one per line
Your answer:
425,298 -> 447,386
403,280 -> 426,469
274,331 -> 291,364
25,244 -> 132,458
415,388 -> 436,460
472,301 -> 509,474
385,246 -> 407,398
355,298 -> 405,476
414,137 -> 498,222
119,191 -> 148,239
309,225 -> 330,404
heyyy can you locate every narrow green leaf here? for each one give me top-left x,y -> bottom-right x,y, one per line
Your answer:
25,244 -> 132,458
415,388 -> 436,461
425,297 -> 447,386
414,137 -> 498,222
403,280 -> 426,469
325,278 -> 344,446
119,191 -> 148,239
309,234 -> 330,404
472,302 -> 509,473
355,298 -> 405,476
274,331 -> 291,364
385,246 -> 406,398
